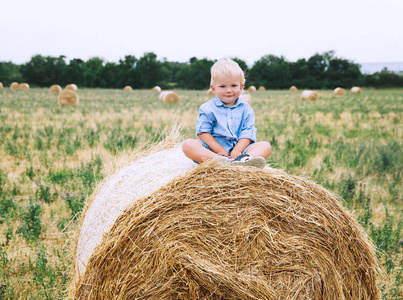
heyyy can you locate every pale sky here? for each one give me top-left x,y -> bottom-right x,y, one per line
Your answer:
1,0 -> 403,66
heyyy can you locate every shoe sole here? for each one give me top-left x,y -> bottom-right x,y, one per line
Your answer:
232,157 -> 266,169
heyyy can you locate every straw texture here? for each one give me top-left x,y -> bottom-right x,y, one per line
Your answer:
72,147 -> 379,299
258,86 -> 266,91
58,90 -> 79,105
152,86 -> 161,92
10,82 -> 19,90
333,87 -> 346,96
290,86 -> 298,92
66,84 -> 78,91
159,91 -> 180,103
123,86 -> 132,92
247,86 -> 256,92
301,90 -> 319,101
0,82 -> 3,89
50,84 -> 62,94
19,83 -> 30,90
351,86 -> 362,94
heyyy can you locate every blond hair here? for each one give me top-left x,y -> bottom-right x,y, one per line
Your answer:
210,59 -> 246,86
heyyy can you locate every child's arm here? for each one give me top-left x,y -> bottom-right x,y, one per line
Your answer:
229,138 -> 251,159
198,133 -> 229,156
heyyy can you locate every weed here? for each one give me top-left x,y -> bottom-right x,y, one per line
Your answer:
18,197 -> 43,242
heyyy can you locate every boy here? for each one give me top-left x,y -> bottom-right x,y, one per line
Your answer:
182,58 -> 271,168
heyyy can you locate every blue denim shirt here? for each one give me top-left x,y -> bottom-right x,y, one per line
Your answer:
196,96 -> 257,155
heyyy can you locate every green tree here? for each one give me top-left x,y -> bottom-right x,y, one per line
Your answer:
249,54 -> 291,88
175,58 -> 214,89
82,57 -> 104,87
136,52 -> 168,88
0,61 -> 22,85
64,58 -> 84,86
20,55 -> 67,87
116,55 -> 138,88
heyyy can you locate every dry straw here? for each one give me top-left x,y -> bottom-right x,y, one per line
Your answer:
351,86 -> 362,94
247,86 -> 256,92
10,82 -> 19,90
49,84 -> 62,94
66,84 -> 78,91
58,90 -> 79,105
19,83 -> 30,90
152,86 -> 161,92
301,90 -> 319,101
333,87 -> 346,96
258,86 -> 266,91
239,93 -> 252,104
159,91 -> 180,103
71,142 -> 379,299
123,86 -> 132,92
0,82 -> 3,89
289,86 -> 298,92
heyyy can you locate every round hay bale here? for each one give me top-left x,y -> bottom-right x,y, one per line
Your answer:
301,90 -> 319,101
0,82 -> 3,90
207,88 -> 214,96
247,86 -> 256,92
289,85 -> 298,92
351,86 -> 362,94
10,82 -> 19,90
333,87 -> 346,96
152,86 -> 161,92
258,86 -> 266,91
123,86 -> 132,92
58,90 -> 79,106
49,84 -> 62,94
65,84 -> 78,91
72,147 -> 379,299
18,83 -> 30,90
159,91 -> 180,104
239,93 -> 252,104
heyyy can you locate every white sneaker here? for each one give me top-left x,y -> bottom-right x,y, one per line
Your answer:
231,154 -> 266,169
211,155 -> 233,164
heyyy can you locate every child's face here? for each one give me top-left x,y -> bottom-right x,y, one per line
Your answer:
211,74 -> 244,107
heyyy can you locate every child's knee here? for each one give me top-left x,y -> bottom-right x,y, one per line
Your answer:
182,139 -> 198,152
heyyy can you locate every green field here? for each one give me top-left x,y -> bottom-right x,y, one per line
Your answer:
0,88 -> 402,299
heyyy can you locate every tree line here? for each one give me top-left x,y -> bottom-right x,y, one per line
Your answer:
1,51 -> 402,90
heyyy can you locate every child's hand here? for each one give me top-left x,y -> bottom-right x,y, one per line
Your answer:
217,150 -> 229,157
230,149 -> 242,159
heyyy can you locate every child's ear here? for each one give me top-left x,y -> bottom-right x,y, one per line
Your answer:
210,85 -> 216,93
240,84 -> 244,90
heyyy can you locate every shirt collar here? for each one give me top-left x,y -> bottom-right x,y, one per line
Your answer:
213,95 -> 244,108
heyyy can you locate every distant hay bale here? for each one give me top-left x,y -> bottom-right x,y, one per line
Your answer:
58,90 -> 79,106
152,86 -> 161,92
18,83 -> 30,90
10,82 -> 19,90
71,146 -> 379,299
258,86 -> 266,91
0,82 -> 3,90
333,87 -> 346,96
301,90 -> 319,101
159,91 -> 180,103
123,86 -> 132,92
351,86 -> 362,94
207,88 -> 214,96
247,86 -> 256,92
65,84 -> 78,91
239,93 -> 252,104
290,86 -> 298,92
49,84 -> 62,94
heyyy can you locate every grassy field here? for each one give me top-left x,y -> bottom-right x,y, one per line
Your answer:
0,87 -> 401,299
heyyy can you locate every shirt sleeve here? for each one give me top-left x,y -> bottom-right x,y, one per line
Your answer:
238,105 -> 257,142
196,104 -> 214,135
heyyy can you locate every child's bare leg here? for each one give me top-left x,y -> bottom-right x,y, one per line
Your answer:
245,141 -> 272,159
182,139 -> 217,163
